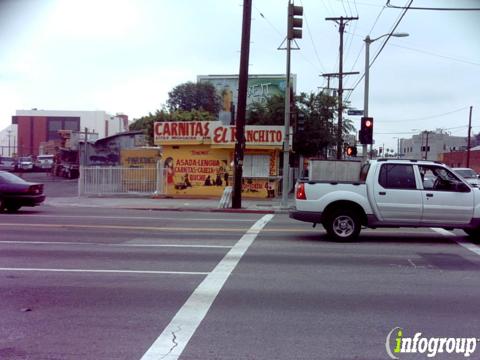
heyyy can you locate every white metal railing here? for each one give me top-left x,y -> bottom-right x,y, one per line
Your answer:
78,163 -> 166,196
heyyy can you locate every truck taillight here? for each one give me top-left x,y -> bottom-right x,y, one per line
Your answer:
296,183 -> 306,200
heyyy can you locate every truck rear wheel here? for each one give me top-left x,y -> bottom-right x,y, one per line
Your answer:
324,209 -> 361,241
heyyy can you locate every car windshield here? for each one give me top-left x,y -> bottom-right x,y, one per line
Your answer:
19,157 -> 32,162
0,171 -> 29,184
455,169 -> 477,178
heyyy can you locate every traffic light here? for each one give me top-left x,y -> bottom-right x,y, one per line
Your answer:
346,146 -> 357,157
359,117 -> 373,144
288,3 -> 303,40
297,111 -> 305,132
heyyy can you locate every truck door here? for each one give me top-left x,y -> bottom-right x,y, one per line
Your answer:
373,163 -> 422,223
419,165 -> 474,224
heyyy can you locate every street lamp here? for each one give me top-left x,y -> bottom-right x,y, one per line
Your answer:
363,32 -> 409,159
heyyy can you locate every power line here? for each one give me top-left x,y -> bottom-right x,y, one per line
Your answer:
386,0 -> 480,11
352,0 -> 359,15
382,106 -> 469,123
346,0 -> 355,16
335,0 -> 384,8
341,0 -> 350,16
300,0 -> 328,73
346,0 -> 412,101
370,0 -> 413,69
345,4 -> 385,87
344,29 -> 480,66
252,3 -> 325,74
252,4 -> 283,37
388,43 -> 480,66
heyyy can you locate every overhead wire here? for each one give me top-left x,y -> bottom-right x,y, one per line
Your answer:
386,1 -> 480,11
369,0 -> 413,74
345,4 -> 385,91
345,0 -> 412,101
299,0 -> 328,73
251,3 -> 326,75
388,43 -> 480,66
381,106 -> 469,123
343,29 -> 480,67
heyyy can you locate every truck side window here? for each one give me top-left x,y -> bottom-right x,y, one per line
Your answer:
419,165 -> 465,192
378,164 -> 416,189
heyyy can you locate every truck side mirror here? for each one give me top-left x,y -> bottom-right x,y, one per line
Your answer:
455,182 -> 471,192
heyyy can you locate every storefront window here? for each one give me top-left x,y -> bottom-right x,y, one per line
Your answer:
243,154 -> 269,177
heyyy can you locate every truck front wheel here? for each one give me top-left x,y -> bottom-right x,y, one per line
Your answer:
324,209 -> 361,241
464,228 -> 480,239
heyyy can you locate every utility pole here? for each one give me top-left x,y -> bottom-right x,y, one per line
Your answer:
232,0 -> 252,209
424,131 -> 430,160
7,129 -> 12,157
325,16 -> 358,159
467,106 -> 473,168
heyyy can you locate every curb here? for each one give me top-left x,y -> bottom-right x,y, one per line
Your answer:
118,207 -> 278,214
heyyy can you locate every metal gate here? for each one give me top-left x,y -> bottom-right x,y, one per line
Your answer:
78,163 -> 166,196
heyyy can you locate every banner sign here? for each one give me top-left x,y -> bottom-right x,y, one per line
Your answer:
154,121 -> 285,147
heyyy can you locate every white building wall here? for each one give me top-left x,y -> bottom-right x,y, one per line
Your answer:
0,124 -> 17,157
399,131 -> 467,161
15,110 -> 112,138
107,115 -> 129,137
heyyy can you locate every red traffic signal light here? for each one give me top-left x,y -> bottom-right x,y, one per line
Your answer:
359,117 -> 373,144
346,146 -> 357,157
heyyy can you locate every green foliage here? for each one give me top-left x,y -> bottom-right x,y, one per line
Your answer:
167,82 -> 222,116
246,91 -> 356,158
247,94 -> 285,126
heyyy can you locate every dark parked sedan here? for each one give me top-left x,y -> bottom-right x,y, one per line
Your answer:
0,171 -> 45,212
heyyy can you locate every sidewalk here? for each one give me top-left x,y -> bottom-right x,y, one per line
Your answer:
45,194 -> 294,214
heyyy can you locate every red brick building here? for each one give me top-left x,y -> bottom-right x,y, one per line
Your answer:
12,115 -> 80,156
441,148 -> 480,173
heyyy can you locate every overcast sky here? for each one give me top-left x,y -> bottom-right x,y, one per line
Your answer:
0,0 -> 479,151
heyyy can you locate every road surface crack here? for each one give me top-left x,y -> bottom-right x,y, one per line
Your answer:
160,326 -> 181,360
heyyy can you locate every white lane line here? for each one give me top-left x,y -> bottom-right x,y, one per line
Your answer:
140,214 -> 274,360
0,241 -> 231,249
455,240 -> 480,256
431,228 -> 455,237
431,227 -> 480,257
0,268 -> 208,275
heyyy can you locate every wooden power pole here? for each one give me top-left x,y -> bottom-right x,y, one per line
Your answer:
326,16 -> 358,159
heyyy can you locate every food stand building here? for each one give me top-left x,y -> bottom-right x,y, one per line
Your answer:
154,121 -> 286,198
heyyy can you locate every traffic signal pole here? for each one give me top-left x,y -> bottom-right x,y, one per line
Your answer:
281,2 -> 303,208
363,35 -> 370,160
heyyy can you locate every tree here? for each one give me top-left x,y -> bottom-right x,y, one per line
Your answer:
167,82 -> 222,116
247,94 -> 285,126
246,91 -> 356,159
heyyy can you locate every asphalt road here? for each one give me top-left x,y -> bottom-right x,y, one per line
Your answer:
1,204 -> 480,359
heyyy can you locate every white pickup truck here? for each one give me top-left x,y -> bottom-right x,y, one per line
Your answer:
289,159 -> 480,241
